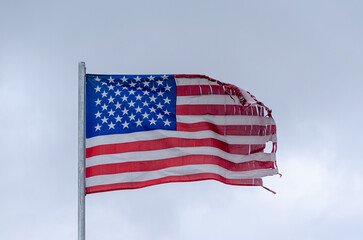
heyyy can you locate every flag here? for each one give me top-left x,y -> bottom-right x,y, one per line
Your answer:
85,74 -> 278,194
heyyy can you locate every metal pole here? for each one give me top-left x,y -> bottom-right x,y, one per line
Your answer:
78,62 -> 86,240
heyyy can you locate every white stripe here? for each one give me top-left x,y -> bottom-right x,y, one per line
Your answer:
86,164 -> 278,187
175,77 -> 220,86
239,88 -> 258,105
177,95 -> 241,105
177,115 -> 274,125
86,148 -> 276,167
86,129 -> 276,148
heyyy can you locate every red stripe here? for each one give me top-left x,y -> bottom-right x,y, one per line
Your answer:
86,156 -> 275,177
272,142 -> 277,153
86,173 -> 263,193
177,122 -> 277,136
86,138 -> 265,158
175,74 -> 219,82
176,105 -> 262,116
177,85 -> 232,96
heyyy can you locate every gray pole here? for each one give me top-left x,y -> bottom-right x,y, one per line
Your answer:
78,62 -> 86,240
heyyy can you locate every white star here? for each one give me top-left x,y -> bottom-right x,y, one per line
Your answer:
95,124 -> 101,131
108,76 -> 115,83
95,98 -> 101,105
161,75 -> 168,80
115,102 -> 121,109
116,82 -> 121,86
143,90 -> 149,95
157,90 -> 164,96
137,86 -> 142,90
101,82 -> 107,85
115,115 -> 122,122
135,94 -> 142,101
101,116 -> 108,123
128,101 -> 135,107
95,76 -> 101,81
95,86 -> 101,92
108,85 -> 114,90
121,95 -> 128,101
108,109 -> 115,116
135,119 -> 142,126
149,95 -> 156,102
134,76 -> 141,82
101,104 -> 108,111
164,84 -> 171,91
142,112 -> 149,119
108,96 -> 114,103
122,121 -> 129,128
114,89 -> 121,96
129,89 -> 135,95
157,113 -> 164,119
164,97 -> 171,104
156,80 -> 163,85
135,106 -> 142,113
121,76 -> 128,82
148,75 -> 155,81
150,107 -> 156,113
130,82 -> 136,87
122,108 -> 129,115
95,111 -> 102,118
164,109 -> 170,115
101,91 -> 108,98
129,113 -> 136,121
143,101 -> 149,107
108,122 -> 115,129
156,102 -> 163,109
149,118 -> 156,125
163,119 -> 171,126
143,81 -> 150,87
151,85 -> 157,91
122,86 -> 127,90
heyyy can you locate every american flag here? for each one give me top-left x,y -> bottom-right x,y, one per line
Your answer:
85,74 -> 278,194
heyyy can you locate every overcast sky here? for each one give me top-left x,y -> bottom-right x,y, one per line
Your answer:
1,1 -> 362,239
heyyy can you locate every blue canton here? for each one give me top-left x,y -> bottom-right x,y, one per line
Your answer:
86,74 -> 177,138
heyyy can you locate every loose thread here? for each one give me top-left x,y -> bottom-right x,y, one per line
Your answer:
262,186 -> 276,194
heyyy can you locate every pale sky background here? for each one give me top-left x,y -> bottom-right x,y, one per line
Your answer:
1,1 -> 362,239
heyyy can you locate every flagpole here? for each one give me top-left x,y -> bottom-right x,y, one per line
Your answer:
78,62 -> 86,240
